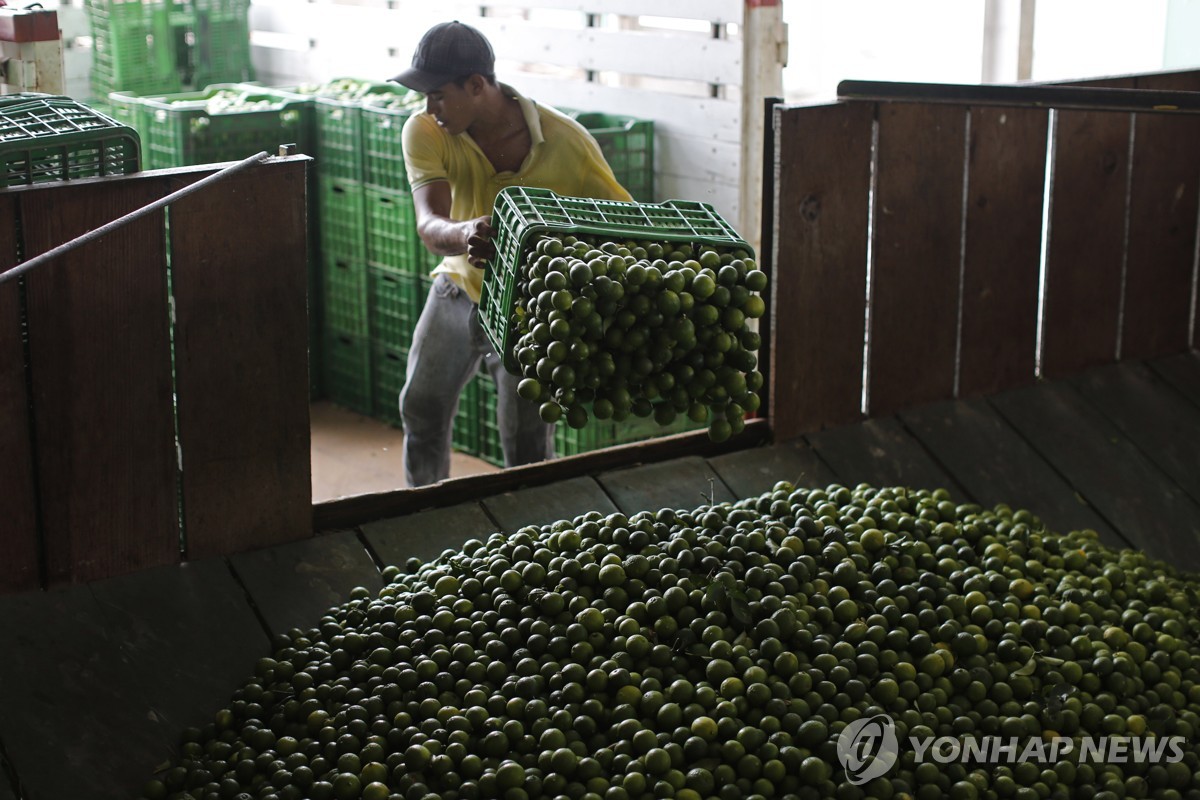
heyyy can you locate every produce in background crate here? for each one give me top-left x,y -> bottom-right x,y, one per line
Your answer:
510,234 -> 765,443
139,482 -> 1200,799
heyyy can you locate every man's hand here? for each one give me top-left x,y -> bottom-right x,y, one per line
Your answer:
464,216 -> 496,269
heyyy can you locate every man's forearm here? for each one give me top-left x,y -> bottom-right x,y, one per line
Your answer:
417,216 -> 472,257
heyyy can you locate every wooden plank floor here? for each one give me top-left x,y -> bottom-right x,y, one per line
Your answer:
3,354 -> 1199,799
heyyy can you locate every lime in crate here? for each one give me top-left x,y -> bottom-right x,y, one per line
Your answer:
479,186 -> 765,443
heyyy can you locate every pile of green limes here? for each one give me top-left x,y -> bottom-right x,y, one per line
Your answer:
142,483 -> 1200,800
509,235 -> 767,442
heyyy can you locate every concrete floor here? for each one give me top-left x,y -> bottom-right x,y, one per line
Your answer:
309,401 -> 499,502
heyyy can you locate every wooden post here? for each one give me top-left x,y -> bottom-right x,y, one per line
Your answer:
741,0 -> 787,259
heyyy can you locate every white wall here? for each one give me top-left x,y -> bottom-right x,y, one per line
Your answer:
1165,0 -> 1200,69
783,0 -> 1199,102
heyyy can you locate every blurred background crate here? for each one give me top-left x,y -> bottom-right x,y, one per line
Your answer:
562,109 -> 655,203
0,94 -> 140,186
112,84 -> 312,170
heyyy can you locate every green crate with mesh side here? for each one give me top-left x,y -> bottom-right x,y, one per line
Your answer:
120,84 -> 313,170
555,411 -> 703,457
479,186 -> 752,374
189,2 -> 254,89
368,267 -> 421,350
0,95 -> 141,186
361,102 -> 419,193
475,372 -> 503,467
365,185 -> 422,274
321,255 -> 368,338
86,0 -> 181,99
322,330 -> 371,415
317,176 -> 366,264
562,109 -> 654,203
452,372 -> 481,455
371,343 -> 407,428
312,82 -> 420,182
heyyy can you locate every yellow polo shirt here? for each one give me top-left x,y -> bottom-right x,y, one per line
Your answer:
402,84 -> 632,303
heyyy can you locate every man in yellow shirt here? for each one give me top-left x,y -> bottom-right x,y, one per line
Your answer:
392,20 -> 632,486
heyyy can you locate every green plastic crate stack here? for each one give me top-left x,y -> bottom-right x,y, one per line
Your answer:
322,329 -> 372,416
279,78 -> 427,420
284,78 -> 419,183
86,0 -> 182,103
109,84 -> 313,170
474,371 -> 502,466
562,108 -> 655,202
555,411 -> 704,457
453,371 -> 483,455
371,343 -> 408,427
0,94 -> 141,186
177,0 -> 255,90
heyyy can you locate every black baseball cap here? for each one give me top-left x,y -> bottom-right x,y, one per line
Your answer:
392,21 -> 495,93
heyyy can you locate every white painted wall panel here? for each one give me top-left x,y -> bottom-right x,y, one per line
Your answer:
250,2 -> 742,86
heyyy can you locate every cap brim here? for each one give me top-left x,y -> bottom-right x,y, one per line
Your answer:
390,67 -> 454,93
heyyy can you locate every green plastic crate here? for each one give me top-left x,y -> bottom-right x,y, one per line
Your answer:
189,2 -> 254,89
86,0 -> 181,99
474,372 -> 503,466
322,330 -> 371,415
117,84 -> 313,170
306,81 -> 420,182
565,110 -> 655,203
318,176 -> 367,264
555,411 -> 703,457
311,96 -> 363,182
361,102 -> 419,193
371,344 -> 408,428
453,372 -> 482,455
0,95 -> 141,186
321,255 -> 368,338
479,186 -> 752,373
368,268 -> 421,349
365,186 -> 421,274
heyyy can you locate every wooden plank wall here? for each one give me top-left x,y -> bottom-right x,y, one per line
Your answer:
772,72 -> 1200,440
22,180 -> 181,585
171,160 -> 313,559
0,195 -> 39,593
0,158 -> 313,592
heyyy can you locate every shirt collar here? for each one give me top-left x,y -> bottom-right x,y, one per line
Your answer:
500,82 -> 544,147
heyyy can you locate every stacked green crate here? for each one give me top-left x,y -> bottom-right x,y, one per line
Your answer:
183,0 -> 255,89
113,84 -> 312,170
453,375 -> 481,455
267,79 -> 422,420
86,0 -> 182,104
561,109 -> 655,202
371,344 -> 408,428
555,413 -> 705,457
474,372 -> 502,467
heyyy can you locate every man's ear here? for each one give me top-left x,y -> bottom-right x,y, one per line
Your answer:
466,74 -> 488,96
